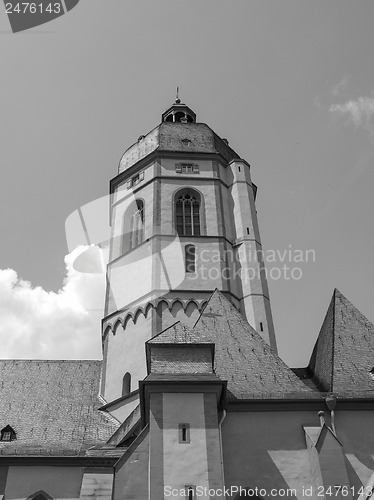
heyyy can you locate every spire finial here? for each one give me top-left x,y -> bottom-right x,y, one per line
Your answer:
175,86 -> 181,104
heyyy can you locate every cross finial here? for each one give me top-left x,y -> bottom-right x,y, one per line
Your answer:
175,86 -> 181,104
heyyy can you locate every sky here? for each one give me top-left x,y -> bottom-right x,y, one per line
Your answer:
1,0 -> 374,367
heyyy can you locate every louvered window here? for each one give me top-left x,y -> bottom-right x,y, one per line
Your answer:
122,200 -> 145,253
185,245 -> 196,273
175,163 -> 199,174
130,200 -> 144,249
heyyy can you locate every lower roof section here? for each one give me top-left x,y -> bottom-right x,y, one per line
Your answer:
0,360 -> 120,457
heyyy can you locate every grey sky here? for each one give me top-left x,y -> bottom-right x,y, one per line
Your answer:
1,0 -> 374,366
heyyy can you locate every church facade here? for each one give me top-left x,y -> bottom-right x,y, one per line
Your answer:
1,101 -> 374,500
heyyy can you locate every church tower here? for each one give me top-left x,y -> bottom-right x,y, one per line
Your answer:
101,99 -> 276,407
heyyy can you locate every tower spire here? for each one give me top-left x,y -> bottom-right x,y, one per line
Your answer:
175,86 -> 180,104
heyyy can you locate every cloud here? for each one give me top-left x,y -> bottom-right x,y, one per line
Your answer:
330,95 -> 374,133
0,246 -> 106,360
331,76 -> 350,97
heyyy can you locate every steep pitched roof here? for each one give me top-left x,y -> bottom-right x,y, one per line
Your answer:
308,289 -> 374,396
192,290 -> 316,399
0,360 -> 121,456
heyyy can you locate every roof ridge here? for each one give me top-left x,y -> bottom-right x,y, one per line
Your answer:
146,321 -> 181,344
192,288 -> 219,328
331,289 -> 337,393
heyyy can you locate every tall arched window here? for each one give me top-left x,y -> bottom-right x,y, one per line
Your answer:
130,200 -> 144,249
122,200 -> 144,253
122,372 -> 131,396
175,189 -> 201,236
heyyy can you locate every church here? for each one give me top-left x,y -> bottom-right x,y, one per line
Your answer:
1,99 -> 374,499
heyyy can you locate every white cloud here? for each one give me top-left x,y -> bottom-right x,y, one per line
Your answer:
331,76 -> 350,97
330,95 -> 374,133
0,246 -> 106,360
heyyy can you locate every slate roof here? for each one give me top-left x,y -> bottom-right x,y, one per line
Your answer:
119,122 -> 240,173
144,289 -> 374,400
307,289 -> 374,397
0,360 -> 121,457
193,290 -> 322,399
148,290 -> 318,400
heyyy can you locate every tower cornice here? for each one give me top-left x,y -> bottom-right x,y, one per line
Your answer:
111,150 -> 242,195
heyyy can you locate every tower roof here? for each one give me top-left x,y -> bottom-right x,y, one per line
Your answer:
118,122 -> 240,173
118,100 -> 240,174
308,289 -> 374,396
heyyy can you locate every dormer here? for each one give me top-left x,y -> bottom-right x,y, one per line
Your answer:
0,424 -> 16,442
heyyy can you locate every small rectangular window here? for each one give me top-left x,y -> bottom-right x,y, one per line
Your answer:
127,171 -> 144,189
175,163 -> 199,174
179,423 -> 190,443
132,174 -> 141,185
1,432 -> 11,441
260,322 -> 264,332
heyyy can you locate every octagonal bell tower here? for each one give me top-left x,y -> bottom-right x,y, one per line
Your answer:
101,99 -> 277,409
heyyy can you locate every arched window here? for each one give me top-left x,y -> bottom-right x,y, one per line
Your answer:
175,189 -> 201,236
185,245 -> 196,273
130,200 -> 144,249
122,200 -> 144,253
165,112 -> 194,123
122,372 -> 131,396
